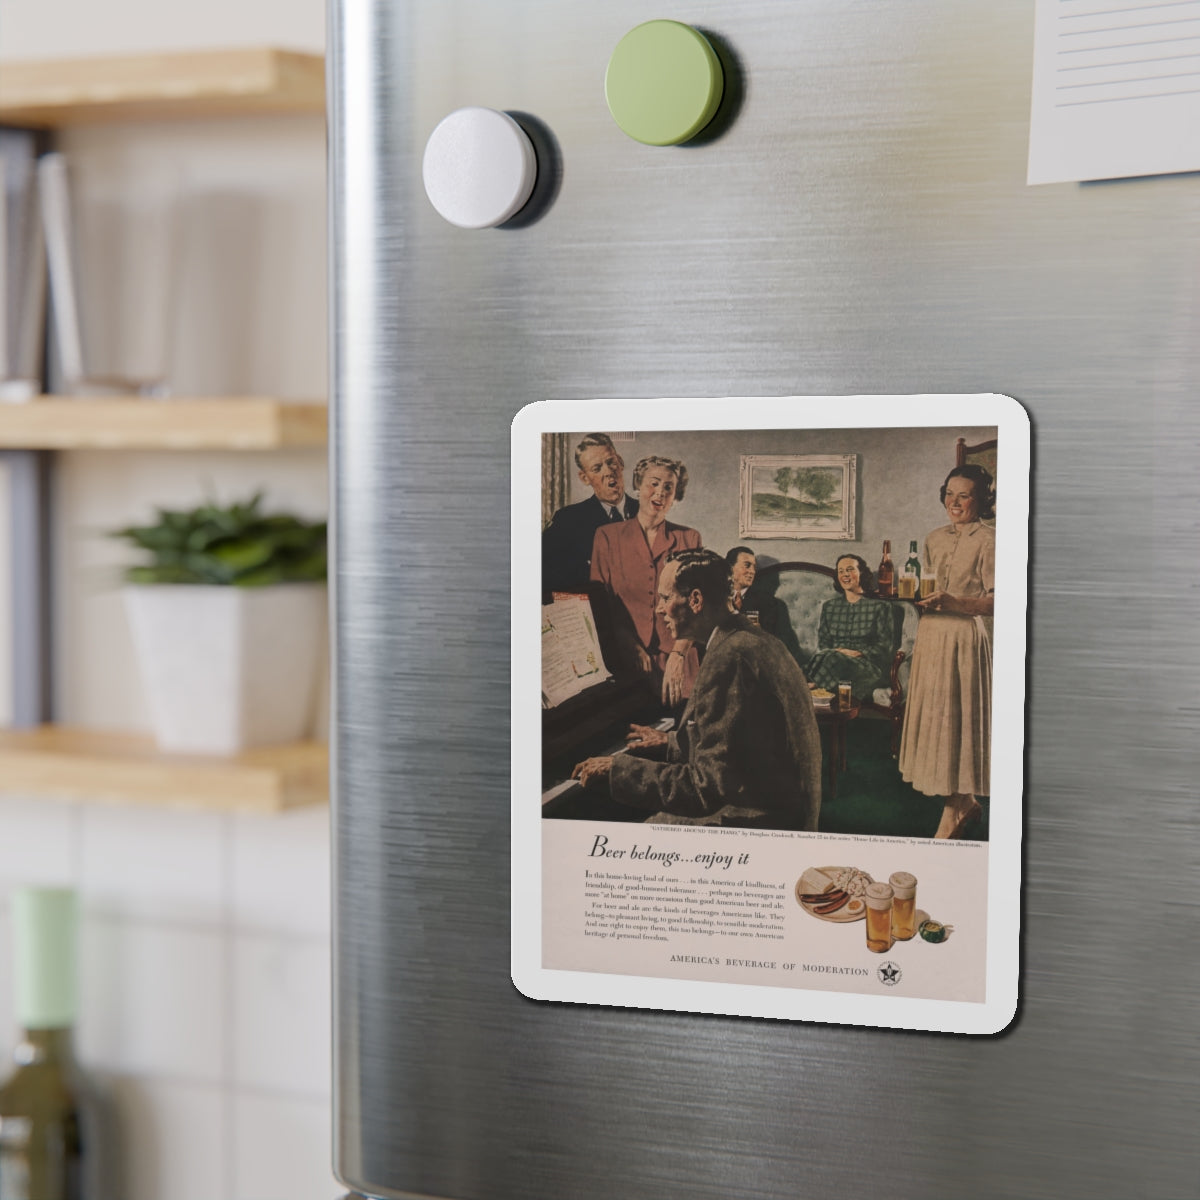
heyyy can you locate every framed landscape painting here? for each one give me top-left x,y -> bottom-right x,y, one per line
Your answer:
739,453 -> 857,540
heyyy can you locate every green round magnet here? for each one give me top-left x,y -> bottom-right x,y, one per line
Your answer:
605,20 -> 724,146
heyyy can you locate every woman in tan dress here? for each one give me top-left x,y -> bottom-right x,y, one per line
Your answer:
898,464 -> 995,839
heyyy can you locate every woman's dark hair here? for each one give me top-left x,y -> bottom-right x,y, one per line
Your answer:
832,553 -> 875,597
940,464 -> 996,520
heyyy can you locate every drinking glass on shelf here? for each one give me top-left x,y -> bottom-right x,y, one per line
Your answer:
41,151 -> 181,396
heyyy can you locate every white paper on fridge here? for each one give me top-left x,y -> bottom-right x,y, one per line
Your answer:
512,395 -> 1030,1036
1028,0 -> 1200,184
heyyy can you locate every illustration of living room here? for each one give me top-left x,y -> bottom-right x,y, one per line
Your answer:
541,423 -> 998,841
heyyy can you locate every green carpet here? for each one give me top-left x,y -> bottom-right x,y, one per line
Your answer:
817,715 -> 990,841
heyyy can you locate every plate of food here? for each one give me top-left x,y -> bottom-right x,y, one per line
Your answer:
795,865 -> 874,922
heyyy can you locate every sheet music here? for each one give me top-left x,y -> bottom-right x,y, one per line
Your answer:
1028,0 -> 1200,183
541,594 -> 611,708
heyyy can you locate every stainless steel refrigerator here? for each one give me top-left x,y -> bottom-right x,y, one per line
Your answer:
328,2 -> 1200,1197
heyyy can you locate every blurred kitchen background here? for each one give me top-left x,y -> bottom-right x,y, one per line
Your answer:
0,0 -> 335,1196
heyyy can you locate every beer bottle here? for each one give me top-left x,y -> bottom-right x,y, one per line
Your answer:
876,540 -> 894,599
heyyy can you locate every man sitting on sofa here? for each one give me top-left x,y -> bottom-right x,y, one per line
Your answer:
725,545 -> 804,666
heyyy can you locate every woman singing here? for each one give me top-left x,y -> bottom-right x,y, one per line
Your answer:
590,455 -> 701,708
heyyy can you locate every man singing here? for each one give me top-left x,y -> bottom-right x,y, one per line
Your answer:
542,433 -> 638,596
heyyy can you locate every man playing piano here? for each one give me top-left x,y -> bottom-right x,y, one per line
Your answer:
542,433 -> 639,596
572,548 -> 822,830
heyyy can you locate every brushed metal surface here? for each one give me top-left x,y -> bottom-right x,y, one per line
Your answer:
331,2 -> 1200,1197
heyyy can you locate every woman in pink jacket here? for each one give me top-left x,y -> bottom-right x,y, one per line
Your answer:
590,455 -> 702,708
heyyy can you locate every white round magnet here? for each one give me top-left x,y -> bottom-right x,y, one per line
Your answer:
422,107 -> 538,229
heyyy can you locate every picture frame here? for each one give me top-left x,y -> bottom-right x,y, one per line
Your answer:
739,453 -> 857,540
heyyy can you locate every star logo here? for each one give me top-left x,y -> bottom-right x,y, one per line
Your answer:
877,960 -> 903,987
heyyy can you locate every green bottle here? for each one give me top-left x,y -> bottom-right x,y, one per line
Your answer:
901,539 -> 921,598
0,888 -> 89,1200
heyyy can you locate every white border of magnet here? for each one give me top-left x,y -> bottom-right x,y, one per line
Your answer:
511,395 -> 1029,1036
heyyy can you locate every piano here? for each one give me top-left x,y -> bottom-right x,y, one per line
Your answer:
540,677 -> 672,820
539,587 -> 675,819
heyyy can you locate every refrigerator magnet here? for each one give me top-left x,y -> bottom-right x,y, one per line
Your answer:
512,395 -> 1029,1035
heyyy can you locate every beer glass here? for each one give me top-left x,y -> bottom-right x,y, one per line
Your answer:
889,871 -> 917,940
864,883 -> 894,953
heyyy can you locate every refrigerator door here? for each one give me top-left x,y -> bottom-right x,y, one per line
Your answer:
329,2 -> 1199,1198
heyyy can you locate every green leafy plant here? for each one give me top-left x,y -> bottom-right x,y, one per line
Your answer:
111,493 -> 327,587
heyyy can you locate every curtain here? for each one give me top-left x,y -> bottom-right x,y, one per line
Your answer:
541,433 -> 571,527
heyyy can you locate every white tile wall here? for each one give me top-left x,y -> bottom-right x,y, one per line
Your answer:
232,806 -> 331,937
232,1093 -> 339,1200
1,0 -> 325,61
80,805 -> 225,924
0,798 -> 334,1198
0,795 -> 79,883
80,917 -> 226,1080
106,1076 -> 227,1200
232,935 -> 331,1097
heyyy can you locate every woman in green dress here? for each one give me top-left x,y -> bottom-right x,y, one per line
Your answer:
806,554 -> 893,702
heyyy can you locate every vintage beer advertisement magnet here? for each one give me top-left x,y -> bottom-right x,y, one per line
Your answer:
511,395 -> 1029,1035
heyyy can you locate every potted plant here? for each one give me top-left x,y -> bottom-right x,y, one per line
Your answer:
112,493 -> 327,755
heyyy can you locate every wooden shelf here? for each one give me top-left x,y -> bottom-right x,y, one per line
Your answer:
0,397 -> 327,450
0,48 -> 325,127
0,726 -> 327,813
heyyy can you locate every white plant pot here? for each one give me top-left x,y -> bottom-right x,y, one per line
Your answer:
123,583 -> 326,755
